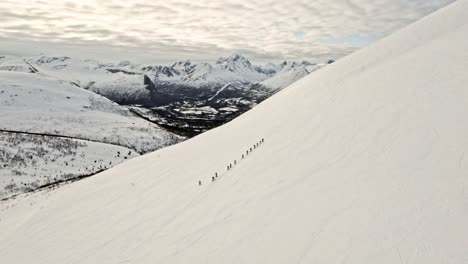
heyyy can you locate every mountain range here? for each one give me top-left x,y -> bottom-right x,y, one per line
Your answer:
1,53 -> 324,101
0,53 -> 328,135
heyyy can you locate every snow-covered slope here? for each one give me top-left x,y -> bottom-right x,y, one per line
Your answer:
26,56 -> 114,86
24,56 -> 151,102
1,1 -> 468,263
259,61 -> 324,90
0,131 -> 139,198
0,55 -> 152,103
0,71 -> 180,153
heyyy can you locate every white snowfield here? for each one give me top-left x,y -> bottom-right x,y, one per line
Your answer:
1,1 -> 468,263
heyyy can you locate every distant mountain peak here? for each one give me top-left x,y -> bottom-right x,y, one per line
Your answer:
118,60 -> 131,66
228,53 -> 246,60
171,60 -> 194,76
217,53 -> 249,64
172,60 -> 192,67
300,60 -> 314,66
34,55 -> 70,65
215,53 -> 253,73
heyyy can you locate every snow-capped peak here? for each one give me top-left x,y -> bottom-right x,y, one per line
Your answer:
117,60 -> 131,67
215,53 -> 253,72
171,60 -> 194,75
173,60 -> 192,66
33,55 -> 71,65
259,60 -> 323,90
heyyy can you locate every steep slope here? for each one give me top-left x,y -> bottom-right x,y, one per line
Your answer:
1,1 -> 468,264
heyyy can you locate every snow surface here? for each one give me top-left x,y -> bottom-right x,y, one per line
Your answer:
1,1 -> 468,263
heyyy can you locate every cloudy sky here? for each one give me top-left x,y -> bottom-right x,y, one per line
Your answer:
0,0 -> 455,64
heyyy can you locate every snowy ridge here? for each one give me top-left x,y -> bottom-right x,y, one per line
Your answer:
259,61 -> 324,91
1,1 -> 468,263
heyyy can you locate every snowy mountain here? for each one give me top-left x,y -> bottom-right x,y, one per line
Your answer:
0,71 -> 182,198
1,0 -> 467,263
25,56 -> 152,103
0,55 -> 156,104
259,60 -> 324,91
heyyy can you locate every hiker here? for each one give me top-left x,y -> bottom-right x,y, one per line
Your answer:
242,154 -> 244,159
234,160 -> 237,165
215,172 -> 218,178
199,180 -> 202,186
212,176 -> 215,181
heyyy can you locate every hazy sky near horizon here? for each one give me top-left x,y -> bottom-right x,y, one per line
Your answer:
0,0 -> 455,64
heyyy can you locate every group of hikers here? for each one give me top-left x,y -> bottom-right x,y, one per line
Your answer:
198,138 -> 265,186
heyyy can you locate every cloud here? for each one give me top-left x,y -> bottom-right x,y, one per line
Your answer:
0,0 -> 455,63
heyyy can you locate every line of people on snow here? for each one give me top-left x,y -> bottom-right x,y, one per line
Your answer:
199,138 -> 265,186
